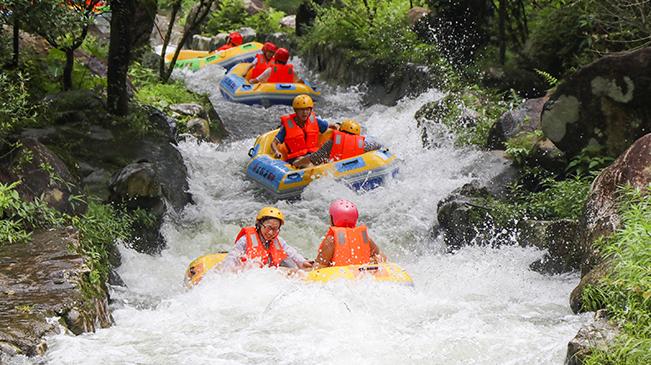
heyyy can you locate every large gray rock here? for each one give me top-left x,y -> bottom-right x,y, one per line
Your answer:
565,310 -> 619,365
0,229 -> 112,357
488,95 -> 549,149
541,47 -> 651,159
518,219 -> 580,274
0,138 -> 86,216
18,92 -> 192,253
576,133 -> 651,277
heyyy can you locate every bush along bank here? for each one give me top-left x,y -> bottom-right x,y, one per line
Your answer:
572,187 -> 651,365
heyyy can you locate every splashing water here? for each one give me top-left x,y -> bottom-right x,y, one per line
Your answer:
40,58 -> 591,365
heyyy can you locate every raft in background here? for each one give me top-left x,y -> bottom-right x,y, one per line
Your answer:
219,62 -> 321,106
184,252 -> 414,287
246,129 -> 398,199
166,42 -> 263,71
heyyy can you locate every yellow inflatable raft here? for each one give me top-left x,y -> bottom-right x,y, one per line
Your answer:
167,42 -> 263,71
219,63 -> 321,106
184,253 -> 413,287
246,129 -> 399,199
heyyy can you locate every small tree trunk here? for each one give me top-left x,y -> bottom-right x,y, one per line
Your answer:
498,0 -> 507,65
11,15 -> 20,67
63,48 -> 74,90
107,0 -> 135,116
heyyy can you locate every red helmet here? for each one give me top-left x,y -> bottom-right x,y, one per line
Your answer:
262,42 -> 277,53
228,32 -> 243,46
329,199 -> 358,228
274,48 -> 290,64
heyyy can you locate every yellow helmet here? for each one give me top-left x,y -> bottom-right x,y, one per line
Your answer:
340,119 -> 361,135
292,94 -> 314,109
256,206 -> 285,224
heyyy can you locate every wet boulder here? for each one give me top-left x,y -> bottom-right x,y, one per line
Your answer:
575,133 -> 651,278
191,35 -> 214,51
517,219 -> 580,274
0,138 -> 86,216
487,95 -> 549,149
169,101 -> 227,143
186,118 -> 211,141
406,7 -> 430,28
541,47 -> 651,159
415,94 -> 479,148
565,310 -> 619,365
436,182 -> 502,250
0,228 -> 112,357
280,15 -> 296,29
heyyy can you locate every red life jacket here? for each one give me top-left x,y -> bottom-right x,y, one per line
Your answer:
250,54 -> 273,79
320,225 -> 371,266
280,113 -> 320,160
235,226 -> 287,267
266,64 -> 294,83
329,130 -> 365,161
217,44 -> 232,52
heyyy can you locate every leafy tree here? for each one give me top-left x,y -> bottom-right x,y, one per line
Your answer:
159,0 -> 216,82
27,0 -> 105,90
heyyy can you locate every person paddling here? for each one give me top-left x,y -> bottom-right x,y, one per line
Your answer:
244,42 -> 277,80
313,199 -> 386,269
271,94 -> 336,167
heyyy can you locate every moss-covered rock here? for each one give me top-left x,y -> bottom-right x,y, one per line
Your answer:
0,228 -> 111,357
541,47 -> 651,159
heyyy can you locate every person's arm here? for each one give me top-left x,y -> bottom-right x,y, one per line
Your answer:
251,67 -> 271,84
271,127 -> 285,159
369,237 -> 386,263
316,117 -> 334,132
219,237 -> 247,271
314,235 -> 335,269
244,58 -> 258,77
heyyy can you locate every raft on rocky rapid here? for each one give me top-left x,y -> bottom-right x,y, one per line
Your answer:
219,62 -> 321,106
246,129 -> 398,199
166,42 -> 263,71
184,252 -> 414,287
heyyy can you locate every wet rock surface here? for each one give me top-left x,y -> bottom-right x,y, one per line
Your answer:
541,47 -> 651,159
488,95 -> 549,149
0,229 -> 111,357
565,310 -> 619,365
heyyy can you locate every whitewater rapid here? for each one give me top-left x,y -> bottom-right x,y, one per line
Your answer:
40,60 -> 591,365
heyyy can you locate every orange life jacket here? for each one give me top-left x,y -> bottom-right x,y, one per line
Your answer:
329,130 -> 366,161
250,54 -> 273,79
235,226 -> 287,267
320,225 -> 371,266
280,113 -> 320,160
266,63 -> 294,83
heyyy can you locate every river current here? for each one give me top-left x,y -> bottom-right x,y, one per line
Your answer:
39,60 -> 591,364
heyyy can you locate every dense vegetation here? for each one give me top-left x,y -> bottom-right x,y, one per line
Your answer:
582,187 -> 651,365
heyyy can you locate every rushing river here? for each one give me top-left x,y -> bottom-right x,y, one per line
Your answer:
40,60 -> 591,364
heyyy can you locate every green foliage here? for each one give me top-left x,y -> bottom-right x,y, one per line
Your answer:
435,86 -> 513,148
301,0 -> 448,72
134,80 -> 197,110
204,0 -> 286,35
81,34 -> 109,60
567,144 -> 615,178
267,0 -> 302,14
0,181 -> 65,245
483,176 -> 591,226
534,68 -> 559,87
204,0 -> 249,34
46,49 -> 107,91
505,130 -> 544,165
0,71 -> 45,140
71,201 -> 134,285
582,186 -> 651,365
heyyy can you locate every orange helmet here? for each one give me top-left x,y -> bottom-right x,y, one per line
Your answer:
228,32 -> 243,46
262,42 -> 277,53
274,48 -> 290,64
